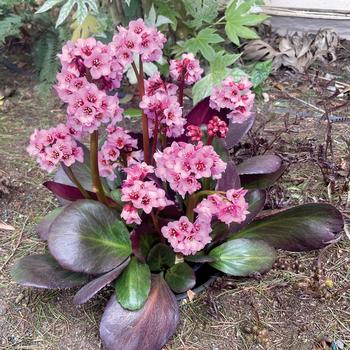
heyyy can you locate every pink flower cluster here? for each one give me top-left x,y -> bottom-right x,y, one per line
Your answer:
98,125 -> 138,180
55,38 -> 124,134
27,124 -> 83,173
121,162 -> 173,225
112,18 -> 166,63
208,116 -> 228,138
154,141 -> 227,197
170,53 -> 203,85
210,77 -> 255,124
195,188 -> 249,225
140,73 -> 185,137
161,216 -> 212,255
186,125 -> 202,142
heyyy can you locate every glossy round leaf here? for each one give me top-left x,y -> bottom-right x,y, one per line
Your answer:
11,254 -> 89,289
165,262 -> 196,293
115,257 -> 151,311
100,275 -> 179,350
237,155 -> 282,175
233,203 -> 344,251
36,206 -> 64,241
48,200 -> 131,274
147,243 -> 175,272
209,238 -> 276,276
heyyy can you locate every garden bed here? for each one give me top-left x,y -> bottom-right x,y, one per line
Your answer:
0,51 -> 350,349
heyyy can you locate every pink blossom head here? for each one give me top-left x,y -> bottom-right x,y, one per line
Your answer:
170,53 -> 203,85
161,216 -> 212,255
209,76 -> 255,124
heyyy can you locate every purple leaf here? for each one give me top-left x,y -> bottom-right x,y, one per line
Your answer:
240,163 -> 287,189
225,115 -> 255,149
233,203 -> 344,251
237,155 -> 282,175
44,181 -> 88,201
217,161 -> 241,191
37,207 -> 64,241
100,275 -> 179,350
11,254 -> 89,289
131,223 -> 160,261
73,258 -> 130,305
48,200 -> 132,274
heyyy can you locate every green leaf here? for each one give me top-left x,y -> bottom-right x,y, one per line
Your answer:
56,0 -> 75,27
182,0 -> 218,29
0,15 -> 22,44
192,74 -> 214,105
11,254 -> 88,289
124,108 -> 142,118
165,262 -> 196,293
192,51 -> 241,104
183,28 -> 224,61
115,257 -> 151,311
250,60 -> 272,87
75,1 -> 88,25
145,4 -> 157,26
209,238 -> 276,276
224,0 -> 267,46
147,243 -> 175,272
48,200 -> 132,274
36,0 -> 63,13
232,203 -> 344,252
156,15 -> 173,27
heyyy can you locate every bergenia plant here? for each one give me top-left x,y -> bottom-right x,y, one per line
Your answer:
12,19 -> 344,350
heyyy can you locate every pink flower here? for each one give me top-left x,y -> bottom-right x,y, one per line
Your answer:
140,74 -> 185,138
84,51 -> 111,79
27,124 -> 84,173
154,141 -> 227,197
186,125 -> 202,142
98,127 -> 138,180
170,53 -> 203,85
209,77 -> 255,124
112,19 -> 166,63
207,116 -> 228,138
121,203 -> 141,225
161,216 -> 212,255
194,189 -> 249,226
121,177 -> 173,218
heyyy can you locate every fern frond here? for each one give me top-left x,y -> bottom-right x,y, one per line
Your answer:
33,30 -> 61,97
0,14 -> 22,44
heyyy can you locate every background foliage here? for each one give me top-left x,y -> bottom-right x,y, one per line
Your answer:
0,0 -> 271,97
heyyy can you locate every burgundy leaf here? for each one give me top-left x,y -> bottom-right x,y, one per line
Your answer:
73,258 -> 130,305
131,223 -> 160,261
11,254 -> 89,289
237,155 -> 282,175
100,275 -> 179,350
240,163 -> 287,189
37,207 -> 64,241
44,181 -> 89,202
217,161 -> 241,191
234,203 -> 344,251
44,181 -> 119,207
225,115 -> 255,149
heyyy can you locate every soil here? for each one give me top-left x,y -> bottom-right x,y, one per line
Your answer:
0,48 -> 350,350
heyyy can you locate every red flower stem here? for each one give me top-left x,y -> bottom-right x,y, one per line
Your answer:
66,166 -> 91,199
132,58 -> 151,164
151,210 -> 165,243
178,68 -> 185,107
207,135 -> 214,145
90,130 -> 108,205
151,114 -> 159,161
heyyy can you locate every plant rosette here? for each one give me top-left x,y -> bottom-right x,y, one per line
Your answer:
12,19 -> 344,350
